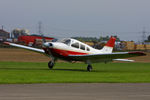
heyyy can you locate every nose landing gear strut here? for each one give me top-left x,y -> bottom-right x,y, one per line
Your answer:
87,64 -> 92,72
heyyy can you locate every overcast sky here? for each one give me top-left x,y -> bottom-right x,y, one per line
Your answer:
1,0 -> 150,41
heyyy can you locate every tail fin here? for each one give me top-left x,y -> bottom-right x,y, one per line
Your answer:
100,36 -> 116,53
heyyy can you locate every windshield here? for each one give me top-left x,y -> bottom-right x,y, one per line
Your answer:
61,39 -> 71,45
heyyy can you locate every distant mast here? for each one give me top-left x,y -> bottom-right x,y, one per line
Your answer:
142,27 -> 146,43
38,21 -> 42,35
2,25 -> 4,30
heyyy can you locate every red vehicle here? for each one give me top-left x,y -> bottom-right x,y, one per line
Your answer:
18,35 -> 54,45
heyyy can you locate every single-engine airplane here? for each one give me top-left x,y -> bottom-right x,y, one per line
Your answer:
4,36 -> 146,71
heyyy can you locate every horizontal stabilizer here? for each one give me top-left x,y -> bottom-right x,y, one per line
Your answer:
113,59 -> 134,62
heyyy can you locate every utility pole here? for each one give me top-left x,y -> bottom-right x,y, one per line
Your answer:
2,25 -> 4,30
38,21 -> 42,35
142,27 -> 146,43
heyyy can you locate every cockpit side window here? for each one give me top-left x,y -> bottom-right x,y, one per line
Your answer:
87,47 -> 90,51
71,42 -> 79,49
80,44 -> 85,50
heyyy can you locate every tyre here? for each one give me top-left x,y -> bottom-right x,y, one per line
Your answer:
48,61 -> 54,69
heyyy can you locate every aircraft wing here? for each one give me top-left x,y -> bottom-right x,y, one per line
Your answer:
69,51 -> 146,63
4,42 -> 45,53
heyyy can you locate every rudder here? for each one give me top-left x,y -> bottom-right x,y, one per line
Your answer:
100,36 -> 116,53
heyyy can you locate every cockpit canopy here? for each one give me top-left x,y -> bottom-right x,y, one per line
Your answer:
61,39 -> 71,45
61,38 -> 90,51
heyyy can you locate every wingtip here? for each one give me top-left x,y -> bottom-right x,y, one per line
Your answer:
3,42 -> 10,45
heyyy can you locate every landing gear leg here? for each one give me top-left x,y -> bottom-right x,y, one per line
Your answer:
87,65 -> 92,72
48,61 -> 55,69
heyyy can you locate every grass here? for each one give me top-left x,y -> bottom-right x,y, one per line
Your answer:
0,62 -> 150,84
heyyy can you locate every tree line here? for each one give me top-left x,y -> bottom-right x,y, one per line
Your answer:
72,35 -> 120,42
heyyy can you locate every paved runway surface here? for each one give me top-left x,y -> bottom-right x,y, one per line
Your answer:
0,83 -> 150,100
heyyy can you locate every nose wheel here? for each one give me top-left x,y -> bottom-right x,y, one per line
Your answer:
48,61 -> 55,69
87,65 -> 92,72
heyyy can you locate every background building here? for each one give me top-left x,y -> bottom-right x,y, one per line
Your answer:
0,29 -> 10,41
11,28 -> 30,39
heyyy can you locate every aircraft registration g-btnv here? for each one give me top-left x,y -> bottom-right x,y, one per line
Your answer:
4,36 -> 146,71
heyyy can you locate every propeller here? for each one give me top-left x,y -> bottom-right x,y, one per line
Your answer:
38,21 -> 55,62
42,35 -> 46,43
40,34 -> 55,62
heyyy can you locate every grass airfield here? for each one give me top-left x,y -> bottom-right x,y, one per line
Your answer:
0,62 -> 150,84
0,48 -> 150,84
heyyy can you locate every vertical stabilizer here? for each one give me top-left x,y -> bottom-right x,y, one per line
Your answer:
100,36 -> 116,53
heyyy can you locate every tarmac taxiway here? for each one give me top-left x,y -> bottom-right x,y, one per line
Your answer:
0,83 -> 150,100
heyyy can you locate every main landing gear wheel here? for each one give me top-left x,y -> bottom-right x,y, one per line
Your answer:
87,65 -> 92,72
48,61 -> 54,69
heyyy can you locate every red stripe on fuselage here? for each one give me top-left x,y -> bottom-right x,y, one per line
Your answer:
51,48 -> 88,56
43,48 -> 88,57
